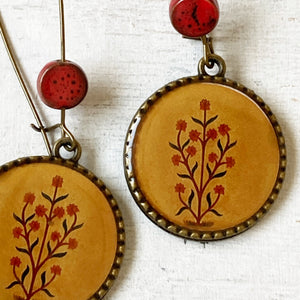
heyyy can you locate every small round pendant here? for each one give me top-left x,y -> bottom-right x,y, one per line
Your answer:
0,157 -> 124,299
124,76 -> 286,241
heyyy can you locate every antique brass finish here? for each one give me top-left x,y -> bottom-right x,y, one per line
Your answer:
199,35 -> 226,77
124,75 -> 286,241
0,156 -> 125,299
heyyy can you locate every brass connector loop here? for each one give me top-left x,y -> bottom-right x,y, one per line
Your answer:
54,137 -> 82,162
198,53 -> 226,77
199,35 -> 226,77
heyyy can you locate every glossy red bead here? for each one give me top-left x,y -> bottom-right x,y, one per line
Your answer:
37,60 -> 88,109
169,0 -> 219,37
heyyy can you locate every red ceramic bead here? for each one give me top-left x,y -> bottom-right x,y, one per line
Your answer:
169,0 -> 219,37
37,60 -> 88,109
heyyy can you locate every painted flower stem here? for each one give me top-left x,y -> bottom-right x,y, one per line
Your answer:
8,175 -> 83,300
27,186 -> 58,298
29,274 -> 56,299
13,266 -> 28,298
177,128 -> 204,224
171,99 -> 236,225
176,130 -> 202,218
201,133 -> 230,201
178,192 -> 198,220
39,214 -> 77,267
197,109 -> 207,223
177,130 -> 201,196
20,205 -> 36,291
198,193 -> 221,223
36,185 -> 58,267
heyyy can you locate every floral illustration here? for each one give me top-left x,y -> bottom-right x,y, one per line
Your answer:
169,99 -> 237,226
6,176 -> 84,299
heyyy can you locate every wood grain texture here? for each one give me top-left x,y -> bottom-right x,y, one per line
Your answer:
0,0 -> 299,299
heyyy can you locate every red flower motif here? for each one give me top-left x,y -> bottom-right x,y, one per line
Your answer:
67,204 -> 79,216
200,99 -> 210,110
52,175 -> 63,188
51,265 -> 62,276
23,193 -> 35,205
206,128 -> 218,140
53,207 -> 65,219
51,231 -> 61,242
10,257 -> 21,267
214,185 -> 225,195
68,238 -> 78,250
226,157 -> 235,168
218,124 -> 231,136
13,227 -> 23,239
172,154 -> 181,166
176,120 -> 187,131
186,146 -> 197,157
175,183 -> 186,193
35,205 -> 48,217
189,130 -> 201,142
208,152 -> 218,163
29,221 -> 40,232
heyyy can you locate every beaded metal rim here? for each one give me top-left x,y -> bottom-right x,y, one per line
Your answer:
0,156 -> 125,299
124,75 -> 286,241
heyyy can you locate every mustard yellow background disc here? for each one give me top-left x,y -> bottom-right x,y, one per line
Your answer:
124,76 -> 286,240
0,157 -> 124,300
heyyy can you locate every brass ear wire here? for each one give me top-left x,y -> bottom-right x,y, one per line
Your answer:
55,0 -> 82,161
0,13 -> 52,156
0,1 -> 82,162
59,0 -> 66,62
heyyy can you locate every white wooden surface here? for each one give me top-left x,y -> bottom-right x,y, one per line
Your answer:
0,1 -> 299,299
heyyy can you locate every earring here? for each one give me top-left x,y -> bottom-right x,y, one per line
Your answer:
0,1 -> 124,299
124,0 -> 286,241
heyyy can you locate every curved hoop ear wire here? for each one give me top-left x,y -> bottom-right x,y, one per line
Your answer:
0,13 -> 52,156
0,1 -> 82,162
59,0 -> 66,62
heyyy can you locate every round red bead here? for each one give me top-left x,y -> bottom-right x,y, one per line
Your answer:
169,0 -> 219,37
37,60 -> 88,109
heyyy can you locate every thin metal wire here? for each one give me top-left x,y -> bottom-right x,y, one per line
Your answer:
0,13 -> 52,156
0,5 -> 81,162
57,0 -> 82,162
201,35 -> 213,66
58,2 -> 69,141
59,0 -> 66,62
198,35 -> 226,77
60,109 -> 77,146
61,108 -> 66,138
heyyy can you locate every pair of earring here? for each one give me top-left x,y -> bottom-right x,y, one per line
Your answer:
0,0 -> 286,299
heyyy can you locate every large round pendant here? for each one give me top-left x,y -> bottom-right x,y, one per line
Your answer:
124,76 -> 286,241
0,156 -> 124,300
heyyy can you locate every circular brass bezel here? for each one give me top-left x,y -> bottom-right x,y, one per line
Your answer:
0,156 -> 125,299
124,75 -> 286,241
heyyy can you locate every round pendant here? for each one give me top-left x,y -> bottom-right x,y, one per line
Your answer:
0,156 -> 124,300
124,76 -> 286,241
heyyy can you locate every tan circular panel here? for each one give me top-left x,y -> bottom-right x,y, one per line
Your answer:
125,76 -> 286,240
0,157 -> 124,300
